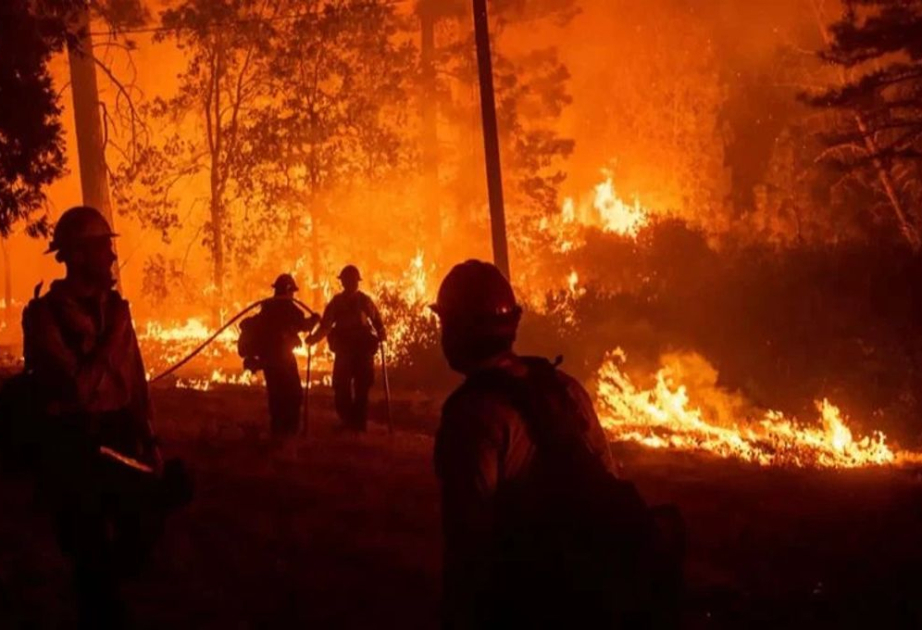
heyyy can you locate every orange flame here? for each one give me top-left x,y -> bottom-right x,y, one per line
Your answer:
592,177 -> 649,237
595,350 -> 906,468
139,253 -> 436,387
545,172 -> 650,257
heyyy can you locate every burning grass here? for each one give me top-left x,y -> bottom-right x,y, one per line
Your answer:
596,350 -> 906,469
136,307 -> 922,469
132,223 -> 922,471
7,381 -> 922,627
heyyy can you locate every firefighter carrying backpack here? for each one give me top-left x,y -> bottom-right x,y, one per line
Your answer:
463,357 -> 685,628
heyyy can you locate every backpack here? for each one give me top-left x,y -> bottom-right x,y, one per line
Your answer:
465,357 -> 684,627
326,293 -> 380,356
237,314 -> 268,372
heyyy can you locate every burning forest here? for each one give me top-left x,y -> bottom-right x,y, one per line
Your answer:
3,0 -> 922,627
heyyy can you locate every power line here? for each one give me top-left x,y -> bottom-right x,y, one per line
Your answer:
89,0 -> 415,37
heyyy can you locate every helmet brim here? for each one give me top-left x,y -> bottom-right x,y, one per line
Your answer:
44,232 -> 119,254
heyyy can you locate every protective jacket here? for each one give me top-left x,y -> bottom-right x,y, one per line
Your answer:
22,279 -> 153,459
435,353 -> 617,628
314,291 -> 385,355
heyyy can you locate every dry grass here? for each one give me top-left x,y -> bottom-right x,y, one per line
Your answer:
2,383 -> 922,628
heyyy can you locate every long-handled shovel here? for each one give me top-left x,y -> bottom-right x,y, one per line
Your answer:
381,342 -> 393,434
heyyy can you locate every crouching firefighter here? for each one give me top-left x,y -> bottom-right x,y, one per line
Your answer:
306,265 -> 386,432
432,260 -> 684,629
237,274 -> 319,438
1,206 -> 192,629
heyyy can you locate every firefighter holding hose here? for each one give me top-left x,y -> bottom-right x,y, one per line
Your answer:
238,274 -> 319,439
306,265 -> 386,432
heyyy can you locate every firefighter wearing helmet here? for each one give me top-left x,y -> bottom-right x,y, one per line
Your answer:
306,265 -> 386,431
18,206 -> 176,627
237,273 -> 319,438
431,260 -> 666,628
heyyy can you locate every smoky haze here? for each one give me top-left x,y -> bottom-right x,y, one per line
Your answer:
1,0 -> 834,322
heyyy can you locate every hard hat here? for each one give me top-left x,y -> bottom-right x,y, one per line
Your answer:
46,206 -> 118,254
432,260 -> 521,334
338,265 -> 362,282
272,273 -> 299,292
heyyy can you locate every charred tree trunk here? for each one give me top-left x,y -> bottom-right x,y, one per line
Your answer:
206,40 -> 226,321
209,194 -> 225,317
809,0 -> 921,251
67,3 -> 120,282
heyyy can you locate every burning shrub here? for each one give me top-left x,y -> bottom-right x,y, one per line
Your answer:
374,288 -> 449,391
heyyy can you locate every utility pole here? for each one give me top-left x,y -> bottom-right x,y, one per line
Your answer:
471,0 -> 510,279
67,3 -> 121,282
419,0 -> 442,245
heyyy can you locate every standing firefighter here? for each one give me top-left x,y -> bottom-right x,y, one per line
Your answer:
238,274 -> 319,438
432,260 -> 683,629
306,265 -> 386,432
16,206 -> 183,628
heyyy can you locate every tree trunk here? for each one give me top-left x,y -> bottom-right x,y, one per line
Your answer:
210,194 -> 225,319
309,208 -> 322,308
67,3 -> 121,280
809,0 -> 921,251
1,237 -> 11,337
209,42 -> 226,322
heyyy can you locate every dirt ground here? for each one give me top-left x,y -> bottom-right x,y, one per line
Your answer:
2,383 -> 922,628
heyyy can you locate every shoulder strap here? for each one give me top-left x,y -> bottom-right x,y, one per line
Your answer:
465,357 -> 591,461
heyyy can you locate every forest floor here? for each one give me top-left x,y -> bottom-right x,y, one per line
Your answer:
2,382 -> 922,628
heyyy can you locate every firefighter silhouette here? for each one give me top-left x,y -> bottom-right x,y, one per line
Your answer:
238,274 -> 319,437
432,260 -> 683,628
15,206 -> 188,628
306,266 -> 386,431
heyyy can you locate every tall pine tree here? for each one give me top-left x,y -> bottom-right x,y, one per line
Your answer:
811,0 -> 922,248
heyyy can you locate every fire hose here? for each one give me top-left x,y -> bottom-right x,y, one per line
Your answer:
148,297 -> 318,384
148,298 -> 394,434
